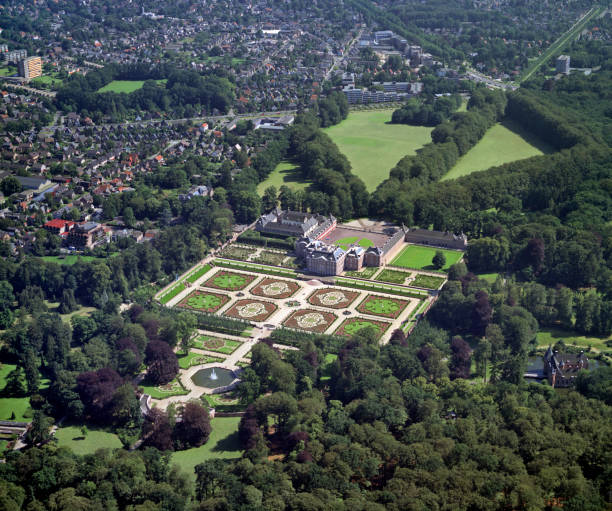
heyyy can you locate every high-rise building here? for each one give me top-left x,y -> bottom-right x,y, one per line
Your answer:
556,55 -> 570,74
2,49 -> 27,64
18,56 -> 42,80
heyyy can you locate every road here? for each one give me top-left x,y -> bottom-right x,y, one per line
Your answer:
324,28 -> 363,82
465,69 -> 518,91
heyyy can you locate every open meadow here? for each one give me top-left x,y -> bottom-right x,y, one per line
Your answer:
323,109 -> 433,191
98,79 -> 167,93
391,245 -> 463,271
257,161 -> 310,194
441,119 -> 553,181
170,417 -> 242,478
54,426 -> 122,455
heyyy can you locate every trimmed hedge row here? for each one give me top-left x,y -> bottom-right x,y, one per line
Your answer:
214,258 -> 297,278
335,277 -> 428,299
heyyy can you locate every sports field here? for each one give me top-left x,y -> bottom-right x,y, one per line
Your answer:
441,120 -> 554,181
324,109 -> 433,191
55,426 -> 122,455
171,417 -> 241,479
335,236 -> 374,250
97,79 -> 167,93
257,161 -> 310,194
391,245 -> 463,271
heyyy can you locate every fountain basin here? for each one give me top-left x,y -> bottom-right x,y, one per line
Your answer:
191,367 -> 236,389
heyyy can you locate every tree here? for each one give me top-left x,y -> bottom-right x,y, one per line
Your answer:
58,289 -> 77,314
236,368 -> 261,404
449,336 -> 472,379
174,402 -> 211,449
0,176 -> 22,196
262,186 -> 278,211
471,290 -> 492,336
143,409 -> 174,451
145,341 -> 178,385
432,250 -> 446,270
24,411 -> 53,446
123,207 -> 136,228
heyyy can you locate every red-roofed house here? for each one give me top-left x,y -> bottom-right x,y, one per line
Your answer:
44,219 -> 75,235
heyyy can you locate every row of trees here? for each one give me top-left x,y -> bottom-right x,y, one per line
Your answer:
391,94 -> 462,126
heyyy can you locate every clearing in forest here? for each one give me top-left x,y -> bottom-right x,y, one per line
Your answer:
441,119 -> 554,181
323,109 -> 433,192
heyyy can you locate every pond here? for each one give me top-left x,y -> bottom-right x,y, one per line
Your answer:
191,367 -> 236,389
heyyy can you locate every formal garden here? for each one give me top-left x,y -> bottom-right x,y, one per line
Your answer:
251,250 -> 289,266
203,270 -> 256,291
356,294 -> 410,319
283,309 -> 338,333
375,269 -> 411,284
218,245 -> 257,261
178,290 -> 229,313
250,278 -> 300,299
307,288 -> 359,309
344,266 -> 379,279
192,335 -> 242,355
335,317 -> 391,338
224,299 -> 277,321
139,378 -> 189,399
178,351 -> 224,369
411,274 -> 446,289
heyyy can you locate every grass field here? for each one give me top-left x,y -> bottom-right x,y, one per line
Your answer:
185,264 -> 212,284
376,269 -> 410,284
55,426 -> 122,455
478,273 -> 501,283
257,161 -> 310,194
140,378 -> 189,399
171,417 -> 241,478
335,236 -> 374,251
98,79 -> 167,93
194,336 -> 241,355
535,327 -> 611,353
0,363 -> 32,421
411,274 -> 446,289
42,255 -> 98,265
0,66 -> 17,76
441,120 -> 554,181
323,109 -> 433,191
391,245 -> 463,271
158,282 -> 186,305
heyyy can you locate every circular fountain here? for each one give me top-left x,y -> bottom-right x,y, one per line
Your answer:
191,367 -> 236,389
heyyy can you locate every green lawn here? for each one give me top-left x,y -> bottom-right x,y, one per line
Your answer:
257,161 -> 310,194
477,273 -> 500,283
391,245 -> 463,271
194,336 -> 241,355
31,75 -> 63,87
441,120 -> 554,181
324,109 -> 433,191
0,66 -> 17,76
55,426 -> 122,455
335,236 -> 375,251
185,264 -> 212,284
158,282 -> 186,305
344,266 -> 379,279
98,79 -> 167,93
203,393 -> 245,413
0,363 -> 32,422
171,417 -> 242,479
41,255 -> 98,265
535,327 -> 611,352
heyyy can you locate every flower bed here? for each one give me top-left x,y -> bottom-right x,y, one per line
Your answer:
375,269 -> 411,284
283,308 -> 338,333
334,317 -> 391,339
178,351 -> 224,369
251,250 -> 288,266
250,278 -> 300,299
193,335 -> 242,355
307,288 -> 360,309
177,290 -> 229,313
203,270 -> 256,291
218,246 -> 257,261
224,299 -> 277,322
410,274 -> 446,289
356,294 -> 410,319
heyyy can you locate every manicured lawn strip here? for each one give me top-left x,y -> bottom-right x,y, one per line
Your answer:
41,255 -> 98,265
307,288 -> 360,309
324,109 -> 433,191
185,264 -> 213,283
402,299 -> 429,333
335,317 -> 391,339
170,417 -> 242,479
390,245 -> 463,271
320,353 -> 338,382
158,282 -> 186,304
0,363 -> 33,422
214,258 -> 297,278
283,309 -> 338,333
477,273 -> 500,283
178,351 -> 223,369
336,278 -> 427,299
140,378 -> 189,399
376,269 -> 411,284
224,299 -> 277,322
344,266 -> 378,279
54,426 -> 122,455
410,274 -> 446,290
356,294 -> 409,319
441,120 -> 554,181
194,336 -> 242,355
